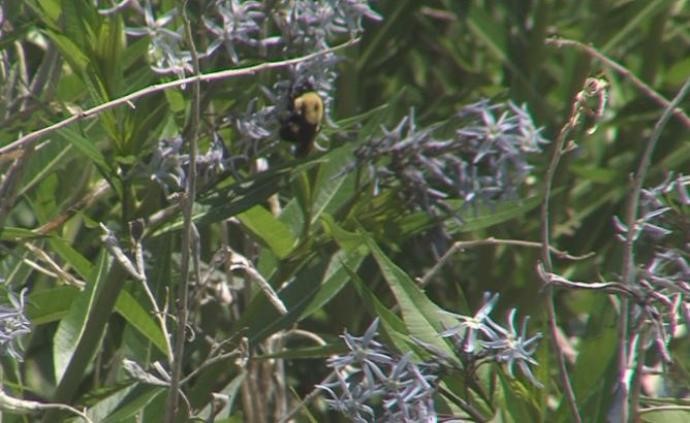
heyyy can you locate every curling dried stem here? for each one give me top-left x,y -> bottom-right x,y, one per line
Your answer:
546,38 -> 690,128
537,78 -> 604,423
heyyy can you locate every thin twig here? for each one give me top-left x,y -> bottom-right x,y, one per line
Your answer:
536,263 -> 637,298
639,405 -> 690,414
629,323 -> 651,419
437,385 -> 489,422
281,328 -> 327,346
546,38 -> 690,128
0,387 -> 92,423
616,75 -> 690,421
278,372 -> 337,423
268,329 -> 330,418
164,3 -> 202,421
418,237 -> 594,287
100,223 -> 146,280
0,39 -> 358,158
23,243 -> 86,288
620,75 -> 690,290
130,229 -> 174,360
180,350 -> 241,386
274,331 -> 330,422
225,247 -> 288,315
100,223 -> 174,358
35,179 -> 111,235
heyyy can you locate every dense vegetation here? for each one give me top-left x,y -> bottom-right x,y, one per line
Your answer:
1,1 -> 689,422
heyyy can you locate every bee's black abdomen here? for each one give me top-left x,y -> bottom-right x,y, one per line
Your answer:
279,91 -> 323,157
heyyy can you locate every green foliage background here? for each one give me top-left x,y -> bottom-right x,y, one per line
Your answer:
1,0 -> 689,421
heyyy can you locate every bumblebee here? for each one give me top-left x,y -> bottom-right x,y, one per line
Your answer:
279,90 -> 324,157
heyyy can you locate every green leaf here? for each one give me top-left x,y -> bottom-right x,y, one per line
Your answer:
641,409 -> 690,423
27,286 -> 79,325
94,15 -> 125,95
346,262 -> 416,354
365,235 -> 456,358
48,235 -> 94,281
44,30 -> 90,73
467,5 -> 508,64
83,382 -> 138,422
114,289 -> 169,356
601,0 -> 673,53
447,194 -> 545,233
101,385 -> 167,423
310,144 -> 357,224
154,167 -> 292,236
0,227 -> 45,241
197,373 -> 247,420
234,241 -> 368,344
165,89 -> 186,113
53,251 -> 109,382
46,254 -> 130,419
237,205 -> 297,259
17,140 -> 73,199
567,295 -> 618,421
297,243 -> 367,319
320,214 -> 367,252
34,0 -> 62,24
495,370 -> 538,422
57,125 -> 109,171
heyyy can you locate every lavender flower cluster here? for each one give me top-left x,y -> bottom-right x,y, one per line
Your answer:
318,319 -> 439,422
117,0 -> 381,189
354,101 -> 548,217
146,134 -> 230,196
613,174 -> 690,362
0,287 -> 31,361
439,293 -> 543,388
122,0 -> 380,75
319,293 -> 542,421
